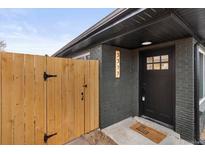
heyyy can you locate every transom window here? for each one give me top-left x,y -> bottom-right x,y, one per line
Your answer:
146,55 -> 169,70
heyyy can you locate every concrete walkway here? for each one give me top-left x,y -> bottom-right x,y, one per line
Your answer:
102,116 -> 192,145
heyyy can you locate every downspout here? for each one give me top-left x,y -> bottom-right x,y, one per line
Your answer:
194,42 -> 200,144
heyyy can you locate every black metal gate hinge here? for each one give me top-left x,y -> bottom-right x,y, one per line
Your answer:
44,72 -> 57,81
44,132 -> 57,143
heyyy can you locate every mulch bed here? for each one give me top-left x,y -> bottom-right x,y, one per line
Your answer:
82,130 -> 117,145
200,129 -> 205,141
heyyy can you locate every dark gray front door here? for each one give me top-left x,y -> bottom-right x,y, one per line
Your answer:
139,47 -> 175,126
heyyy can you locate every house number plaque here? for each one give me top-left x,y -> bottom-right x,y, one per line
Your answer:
115,50 -> 120,78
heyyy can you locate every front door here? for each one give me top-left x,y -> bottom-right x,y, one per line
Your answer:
139,47 -> 175,126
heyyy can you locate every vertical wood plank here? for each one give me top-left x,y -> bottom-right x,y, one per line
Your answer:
54,57 -> 62,144
94,61 -> 99,129
2,52 -> 13,144
46,57 -> 55,144
67,59 -> 76,141
12,53 -> 24,144
85,60 -> 99,132
84,61 -> 90,133
24,54 -> 35,144
61,58 -> 71,143
74,60 -> 85,137
89,61 -> 95,130
34,55 -> 46,144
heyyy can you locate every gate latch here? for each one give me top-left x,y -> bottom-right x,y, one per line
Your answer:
44,132 -> 57,143
44,72 -> 57,81
83,84 -> 87,88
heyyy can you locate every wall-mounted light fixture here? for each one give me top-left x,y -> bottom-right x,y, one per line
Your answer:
115,50 -> 120,78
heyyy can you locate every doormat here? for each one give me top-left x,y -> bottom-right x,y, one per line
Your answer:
130,122 -> 166,144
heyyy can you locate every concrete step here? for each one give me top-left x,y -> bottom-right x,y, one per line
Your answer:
102,116 -> 192,145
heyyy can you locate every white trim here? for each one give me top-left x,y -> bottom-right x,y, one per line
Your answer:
72,52 -> 90,60
199,46 -> 205,104
200,97 -> 205,105
199,46 -> 205,55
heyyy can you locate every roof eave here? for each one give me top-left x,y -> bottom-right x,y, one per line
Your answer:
52,8 -> 141,56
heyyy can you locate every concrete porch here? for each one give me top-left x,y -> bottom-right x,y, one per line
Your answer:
102,116 -> 191,145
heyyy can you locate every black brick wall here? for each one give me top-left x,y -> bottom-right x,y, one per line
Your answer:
175,38 -> 195,143
100,45 -> 135,128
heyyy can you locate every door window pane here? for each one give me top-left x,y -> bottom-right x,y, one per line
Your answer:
153,56 -> 160,63
161,55 -> 169,62
161,63 -> 169,70
147,64 -> 153,70
154,63 -> 160,70
147,57 -> 153,63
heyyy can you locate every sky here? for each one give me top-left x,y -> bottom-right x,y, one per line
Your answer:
0,8 -> 114,55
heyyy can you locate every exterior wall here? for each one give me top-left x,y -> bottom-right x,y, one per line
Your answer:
175,38 -> 195,143
131,50 -> 140,116
100,45 -> 137,128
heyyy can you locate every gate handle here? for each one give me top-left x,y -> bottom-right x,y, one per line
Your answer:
81,92 -> 84,101
83,84 -> 87,88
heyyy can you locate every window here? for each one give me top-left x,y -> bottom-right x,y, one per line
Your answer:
146,55 -> 169,71
72,52 -> 90,60
199,49 -> 205,102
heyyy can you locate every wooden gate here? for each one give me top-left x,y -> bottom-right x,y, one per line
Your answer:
0,52 -> 99,145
